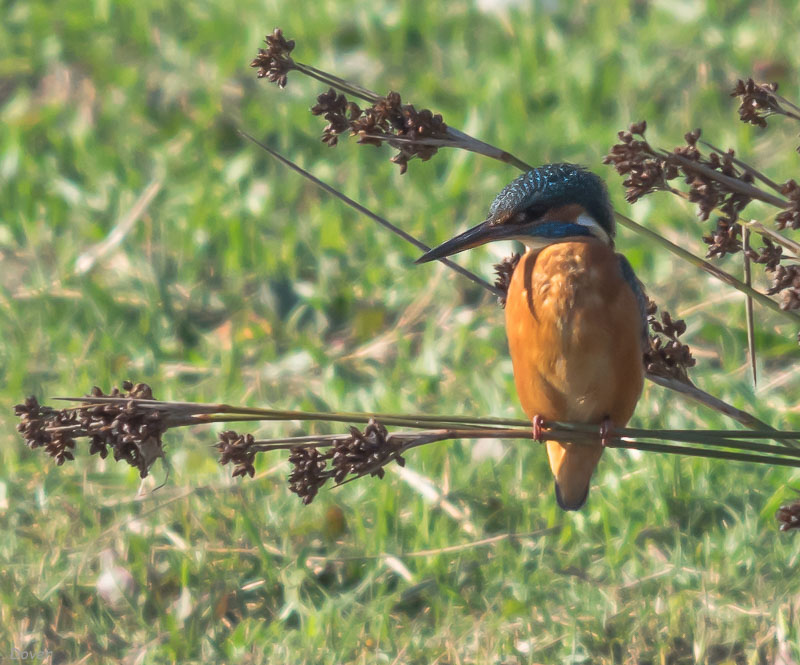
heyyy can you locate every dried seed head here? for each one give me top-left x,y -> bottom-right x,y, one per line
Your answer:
603,122 -> 673,203
311,89 -> 447,173
493,253 -> 521,307
776,180 -> 800,230
746,236 -> 783,271
731,78 -> 781,128
329,418 -> 395,483
767,264 -> 800,311
745,235 -> 800,311
703,217 -> 742,259
250,28 -> 296,88
288,446 -> 331,505
777,498 -> 800,531
14,383 -> 165,478
608,121 -> 757,261
311,88 -> 356,147
216,430 -> 257,478
677,139 -> 753,234
283,418 -> 404,504
644,301 -> 696,382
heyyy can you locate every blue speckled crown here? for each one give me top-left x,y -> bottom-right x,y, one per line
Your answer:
488,164 -> 615,237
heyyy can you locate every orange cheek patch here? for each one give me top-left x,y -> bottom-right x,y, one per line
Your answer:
539,204 -> 586,222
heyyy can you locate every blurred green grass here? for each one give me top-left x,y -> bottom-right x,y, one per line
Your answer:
2,0 -> 800,662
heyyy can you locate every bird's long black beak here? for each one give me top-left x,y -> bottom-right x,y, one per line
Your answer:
415,220 -> 520,264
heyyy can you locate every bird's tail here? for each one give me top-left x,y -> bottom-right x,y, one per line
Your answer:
546,441 -> 603,511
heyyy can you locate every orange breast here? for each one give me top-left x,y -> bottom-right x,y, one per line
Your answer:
505,239 -> 644,508
505,239 -> 644,427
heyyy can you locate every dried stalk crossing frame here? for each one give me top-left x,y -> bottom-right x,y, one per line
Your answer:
13,383 -> 800,528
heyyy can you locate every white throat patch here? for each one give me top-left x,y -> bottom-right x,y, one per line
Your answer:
575,212 -> 612,245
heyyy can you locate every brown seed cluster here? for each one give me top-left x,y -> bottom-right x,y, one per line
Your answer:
749,184 -> 800,311
704,217 -> 742,259
311,88 -> 447,173
288,418 -> 404,504
249,28 -> 296,88
644,300 -> 696,382
216,430 -> 257,478
14,382 -> 164,478
746,236 -> 782,271
287,447 -> 330,505
603,121 -> 676,203
15,396 -> 75,465
493,253 -> 521,307
768,265 -> 800,311
776,179 -> 800,230
310,88 -> 362,147
745,220 -> 800,313
731,78 -> 782,128
215,419 -> 405,504
605,123 -> 755,259
606,104 -> 800,321
678,132 -> 754,260
331,419 -> 404,481
776,498 -> 800,532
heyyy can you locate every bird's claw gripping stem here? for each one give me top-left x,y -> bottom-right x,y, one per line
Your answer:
532,415 -> 545,442
599,417 -> 614,448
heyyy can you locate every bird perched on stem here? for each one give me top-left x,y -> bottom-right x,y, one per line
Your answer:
417,164 -> 647,510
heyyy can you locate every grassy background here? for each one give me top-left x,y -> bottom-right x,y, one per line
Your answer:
3,0 -> 800,662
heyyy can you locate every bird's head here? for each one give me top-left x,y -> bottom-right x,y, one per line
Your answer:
416,164 -> 615,264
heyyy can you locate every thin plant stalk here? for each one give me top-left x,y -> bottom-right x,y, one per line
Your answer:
55,396 -> 800,448
743,225 -> 757,386
615,212 -> 800,324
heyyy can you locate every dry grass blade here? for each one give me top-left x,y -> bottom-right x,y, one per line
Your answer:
55,391 -> 800,449
743,226 -> 757,386
19,385 -> 800,454
252,31 -> 531,171
293,61 -> 381,104
75,180 -> 162,275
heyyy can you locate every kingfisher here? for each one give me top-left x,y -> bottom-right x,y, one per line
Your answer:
417,164 -> 647,510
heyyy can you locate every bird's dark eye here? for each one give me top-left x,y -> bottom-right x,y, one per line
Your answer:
515,205 -> 547,224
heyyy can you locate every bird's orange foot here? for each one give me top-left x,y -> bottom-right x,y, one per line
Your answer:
599,417 -> 614,448
532,415 -> 545,442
